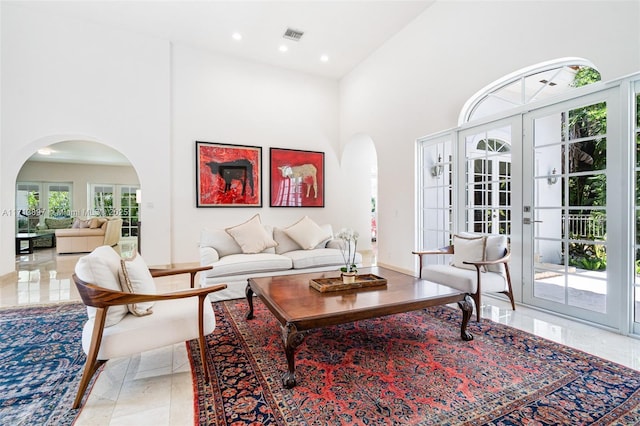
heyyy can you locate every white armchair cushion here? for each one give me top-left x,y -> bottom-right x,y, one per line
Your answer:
226,214 -> 278,254
452,234 -> 486,270
283,216 -> 331,250
82,296 -> 216,360
422,264 -> 508,294
118,253 -> 156,316
74,245 -> 128,327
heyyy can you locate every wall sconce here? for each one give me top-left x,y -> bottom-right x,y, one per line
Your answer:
431,155 -> 444,177
135,189 -> 142,203
547,168 -> 558,185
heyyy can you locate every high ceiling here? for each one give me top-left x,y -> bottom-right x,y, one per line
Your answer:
16,0 -> 434,79
17,0 -> 434,165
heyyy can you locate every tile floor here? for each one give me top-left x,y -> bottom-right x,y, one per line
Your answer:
3,246 -> 640,425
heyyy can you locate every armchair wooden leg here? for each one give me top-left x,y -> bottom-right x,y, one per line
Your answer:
73,309 -> 108,409
198,295 -> 211,383
471,292 -> 481,322
504,264 -> 516,311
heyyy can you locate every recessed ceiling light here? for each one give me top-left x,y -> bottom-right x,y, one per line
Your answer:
37,148 -> 53,155
232,32 -> 242,41
279,45 -> 288,53
320,55 -> 329,62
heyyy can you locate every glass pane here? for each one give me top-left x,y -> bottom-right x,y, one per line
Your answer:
567,209 -> 606,239
535,239 -> 563,266
566,175 -> 606,207
568,273 -> 606,313
534,114 -> 562,147
535,209 -> 563,239
567,139 -> 606,172
636,94 -> 640,128
534,144 -> 562,178
568,101 -> 607,139
568,241 -> 607,272
535,176 -> 562,208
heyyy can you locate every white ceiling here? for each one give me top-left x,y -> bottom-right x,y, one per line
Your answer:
17,0 -> 434,79
28,141 -> 132,166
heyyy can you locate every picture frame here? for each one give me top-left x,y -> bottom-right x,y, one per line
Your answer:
270,148 -> 324,207
196,141 -> 262,207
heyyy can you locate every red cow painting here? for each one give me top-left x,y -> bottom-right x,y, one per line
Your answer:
196,141 -> 262,207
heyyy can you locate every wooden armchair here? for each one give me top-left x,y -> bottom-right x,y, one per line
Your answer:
71,246 -> 226,409
413,234 -> 515,322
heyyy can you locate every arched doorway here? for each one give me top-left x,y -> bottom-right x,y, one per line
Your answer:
341,134 -> 378,254
15,140 -> 140,255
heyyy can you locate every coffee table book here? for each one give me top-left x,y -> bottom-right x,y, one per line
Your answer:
309,274 -> 387,292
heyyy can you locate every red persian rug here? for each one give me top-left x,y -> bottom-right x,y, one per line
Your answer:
188,299 -> 640,425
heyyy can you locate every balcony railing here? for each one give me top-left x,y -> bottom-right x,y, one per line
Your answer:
564,214 -> 606,239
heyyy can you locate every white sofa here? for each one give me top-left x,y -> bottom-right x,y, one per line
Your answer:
199,216 -> 362,301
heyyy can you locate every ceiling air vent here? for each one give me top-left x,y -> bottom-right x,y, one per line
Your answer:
283,28 -> 304,41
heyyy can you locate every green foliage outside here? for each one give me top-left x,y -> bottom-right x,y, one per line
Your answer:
48,191 -> 70,217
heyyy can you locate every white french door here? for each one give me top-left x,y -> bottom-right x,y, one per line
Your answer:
522,89 -> 621,328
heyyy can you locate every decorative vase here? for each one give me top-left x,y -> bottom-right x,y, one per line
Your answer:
341,271 -> 357,284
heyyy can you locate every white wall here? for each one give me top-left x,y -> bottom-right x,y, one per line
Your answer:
170,44 -> 367,263
340,1 -> 640,273
1,3 -> 170,273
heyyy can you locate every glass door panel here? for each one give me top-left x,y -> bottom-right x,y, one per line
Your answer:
464,126 -> 512,236
524,93 -> 616,327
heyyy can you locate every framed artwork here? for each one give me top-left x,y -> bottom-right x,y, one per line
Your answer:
196,141 -> 262,207
270,148 -> 324,207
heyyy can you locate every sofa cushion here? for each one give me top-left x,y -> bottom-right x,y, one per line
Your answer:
74,246 -> 128,327
90,217 -> 108,229
55,228 -> 105,237
72,218 -> 91,229
119,253 -> 156,317
283,248 -> 359,270
203,253 -> 292,278
44,217 -> 74,229
452,234 -> 486,271
283,216 -> 331,250
226,214 -> 278,254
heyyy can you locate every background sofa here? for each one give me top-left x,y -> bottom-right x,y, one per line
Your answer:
31,217 -> 75,248
55,217 -> 123,254
199,215 -> 363,301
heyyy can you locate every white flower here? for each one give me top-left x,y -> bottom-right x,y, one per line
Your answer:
336,228 -> 359,273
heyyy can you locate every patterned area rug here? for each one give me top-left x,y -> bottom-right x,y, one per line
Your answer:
190,299 -> 640,425
0,303 -> 86,425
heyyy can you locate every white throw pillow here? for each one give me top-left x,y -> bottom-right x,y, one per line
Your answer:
118,252 -> 156,316
226,214 -> 278,254
283,216 -> 332,250
484,234 -> 508,274
74,245 -> 128,327
452,234 -> 486,271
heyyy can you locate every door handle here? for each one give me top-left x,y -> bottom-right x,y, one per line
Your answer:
523,218 -> 543,224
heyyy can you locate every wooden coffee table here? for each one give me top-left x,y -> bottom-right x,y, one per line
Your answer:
245,266 -> 474,388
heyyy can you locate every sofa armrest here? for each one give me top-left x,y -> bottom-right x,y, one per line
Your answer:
200,246 -> 220,266
103,219 -> 123,246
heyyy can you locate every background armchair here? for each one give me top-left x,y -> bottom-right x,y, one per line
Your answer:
413,233 -> 515,322
71,245 -> 226,409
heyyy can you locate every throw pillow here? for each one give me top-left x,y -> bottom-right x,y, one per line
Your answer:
225,214 -> 278,254
452,234 -> 486,271
118,252 -> 156,316
74,245 -> 128,327
484,234 -> 508,274
283,216 -> 332,250
457,232 -> 508,274
89,217 -> 107,229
